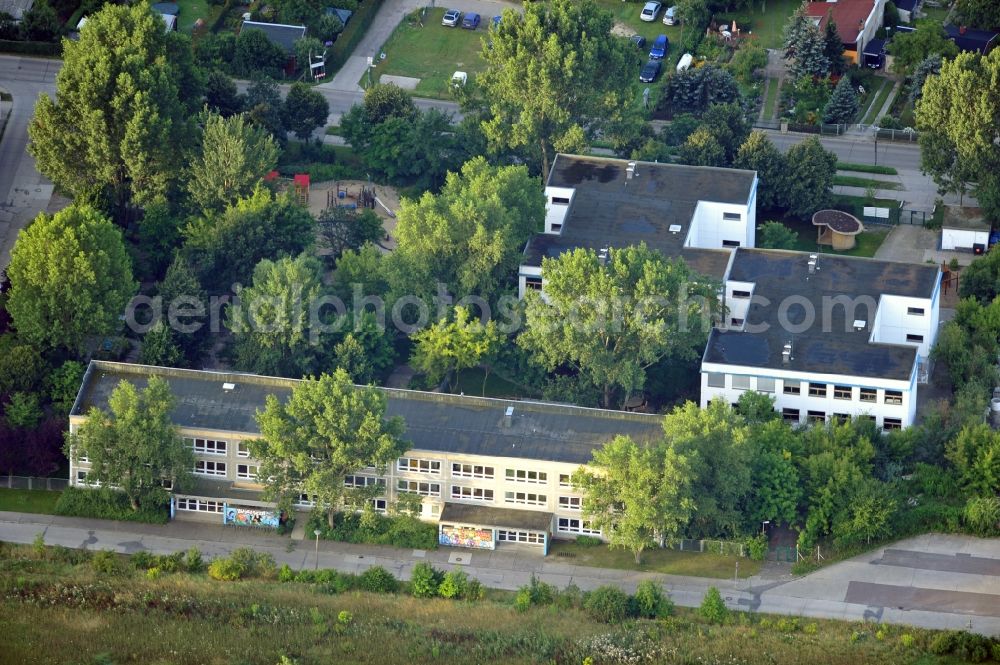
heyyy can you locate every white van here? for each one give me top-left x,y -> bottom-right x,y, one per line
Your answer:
663,5 -> 678,24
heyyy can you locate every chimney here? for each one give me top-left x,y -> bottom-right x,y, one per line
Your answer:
504,406 -> 514,428
626,161 -> 638,179
782,342 -> 792,364
598,247 -> 610,266
808,254 -> 818,274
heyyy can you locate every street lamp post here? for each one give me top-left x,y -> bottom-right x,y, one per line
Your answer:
761,520 -> 770,535
873,127 -> 880,167
313,529 -> 322,571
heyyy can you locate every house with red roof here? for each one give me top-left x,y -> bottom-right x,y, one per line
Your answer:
805,0 -> 887,65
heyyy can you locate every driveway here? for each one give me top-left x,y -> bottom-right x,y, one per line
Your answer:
324,0 -> 520,92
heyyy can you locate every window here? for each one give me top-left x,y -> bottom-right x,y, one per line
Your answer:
732,375 -> 751,390
782,408 -> 800,423
906,334 -> 924,343
730,318 -> 744,327
557,517 -> 601,536
551,196 -> 570,205
194,460 -> 226,477
808,383 -> 827,397
160,478 -> 173,490
371,498 -> 388,513
452,463 -> 494,479
550,224 -> 562,232
504,491 -> 547,506
832,413 -> 851,423
884,390 -> 903,405
236,464 -> 259,480
397,458 -> 441,474
707,373 -> 726,388
834,385 -> 852,400
558,496 -> 582,510
497,530 -> 546,544
783,381 -> 801,395
295,493 -> 317,507
176,498 -> 223,513
757,377 -> 775,393
525,276 -> 542,291
75,470 -> 100,486
859,388 -> 877,403
344,475 -> 385,489
731,289 -> 751,298
807,410 -> 826,423
397,480 -> 441,497
558,474 -> 572,487
723,212 -> 742,221
236,442 -> 251,458
907,307 -> 925,316
722,239 -> 741,248
883,418 -> 902,431
451,486 -> 493,501
860,415 -> 877,423
186,438 -> 227,455
505,469 -> 547,484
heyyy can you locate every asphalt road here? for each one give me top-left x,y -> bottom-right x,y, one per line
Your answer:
764,130 -> 922,172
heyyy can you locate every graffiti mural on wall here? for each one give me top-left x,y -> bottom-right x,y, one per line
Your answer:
439,525 -> 495,550
224,504 -> 281,529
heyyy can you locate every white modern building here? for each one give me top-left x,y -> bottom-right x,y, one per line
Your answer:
700,249 -> 941,429
68,361 -> 664,553
518,154 -> 759,298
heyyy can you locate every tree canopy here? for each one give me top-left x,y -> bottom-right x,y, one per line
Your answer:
889,19 -> 958,77
409,306 -> 502,392
780,136 -> 837,216
478,0 -> 636,175
282,82 -> 330,140
28,3 -> 202,213
823,76 -> 859,125
251,370 -> 410,525
7,205 -> 136,352
67,376 -> 193,511
734,131 -> 787,210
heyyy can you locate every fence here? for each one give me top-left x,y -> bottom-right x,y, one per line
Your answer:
0,475 -> 68,491
663,537 -> 746,557
875,127 -> 918,142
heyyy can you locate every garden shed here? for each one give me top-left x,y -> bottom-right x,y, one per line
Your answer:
941,206 -> 990,253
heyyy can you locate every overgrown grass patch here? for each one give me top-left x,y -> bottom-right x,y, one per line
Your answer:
549,540 -> 762,578
833,175 -> 902,190
863,78 -> 896,125
451,368 -> 538,399
837,162 -> 898,176
720,0 -> 802,50
762,76 -> 780,120
0,488 -> 62,515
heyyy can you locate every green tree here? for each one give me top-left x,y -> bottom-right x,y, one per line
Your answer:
478,0 -> 635,175
20,0 -> 60,41
46,361 -> 85,415
352,82 -> 417,126
956,0 -> 1000,29
28,3 -> 201,213
916,50 -> 1000,212
332,243 -> 389,301
823,17 -> 846,76
832,478 -> 897,546
657,66 -> 741,117
946,423 -> 1000,496
679,127 -> 727,167
282,83 -> 330,140
757,221 -> 799,249
205,69 -> 243,117
783,4 -> 829,79
314,13 -> 344,42
7,205 -> 136,353
0,335 -> 45,400
188,112 -> 280,214
251,370 -> 410,526
519,244 -> 719,408
385,157 -> 544,303
790,74 -> 832,123
908,54 -> 942,106
330,313 -> 396,384
574,435 -> 695,564
244,77 -> 285,137
823,75 -> 859,125
958,250 -> 1000,304
139,320 -> 184,367
702,103 -> 751,163
293,37 -> 325,77
889,19 -> 958,77
781,136 -> 837,216
227,254 -> 329,377
317,207 -> 385,261
182,186 -> 315,291
409,306 -> 502,392
234,28 -> 286,78
155,254 -> 211,364
727,41 -> 768,86
746,419 -> 802,526
734,131 -> 788,210
662,400 -> 751,538
4,392 -> 43,430
67,377 -> 193,511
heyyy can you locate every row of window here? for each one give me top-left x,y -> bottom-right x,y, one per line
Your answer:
176,498 -> 223,513
780,409 -> 901,430
497,529 -> 546,544
397,459 -> 574,487
706,374 -> 906,406
557,518 -> 601,536
181,438 -> 254,457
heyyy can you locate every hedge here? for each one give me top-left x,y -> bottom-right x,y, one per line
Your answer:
327,0 -> 384,72
0,39 -> 62,56
54,486 -> 169,524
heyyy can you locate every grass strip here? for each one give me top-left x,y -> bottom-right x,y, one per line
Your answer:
833,175 -> 902,190
836,162 -> 898,175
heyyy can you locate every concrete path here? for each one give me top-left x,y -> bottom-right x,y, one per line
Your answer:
3,511 -> 999,635
868,79 -> 901,126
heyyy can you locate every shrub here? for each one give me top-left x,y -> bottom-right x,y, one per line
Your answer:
208,557 -> 247,581
32,533 -> 45,558
410,561 -> 441,598
633,580 -> 673,618
278,563 -> 296,582
699,586 -> 729,624
513,588 -> 532,613
438,569 -> 472,600
745,533 -> 768,561
90,549 -> 119,575
184,547 -> 204,573
584,586 -> 630,624
929,631 -> 957,655
359,565 -> 398,593
157,552 -> 184,573
131,551 -> 155,570
964,496 -> 1000,537
522,574 -> 555,606
54,487 -> 169,524
228,547 -> 276,579
899,633 -> 915,648
146,567 -> 161,580
575,535 -> 602,547
337,610 -> 353,626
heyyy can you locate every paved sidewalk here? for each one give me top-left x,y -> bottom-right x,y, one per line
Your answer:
3,511 -> 999,635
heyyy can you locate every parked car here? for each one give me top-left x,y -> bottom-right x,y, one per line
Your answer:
640,1 -> 662,21
649,33 -> 669,59
462,12 -> 480,29
663,5 -> 678,24
442,9 -> 461,26
630,34 -> 646,49
676,52 -> 693,72
639,59 -> 661,83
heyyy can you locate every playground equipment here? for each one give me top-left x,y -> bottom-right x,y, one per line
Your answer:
293,174 -> 310,204
326,182 -> 376,210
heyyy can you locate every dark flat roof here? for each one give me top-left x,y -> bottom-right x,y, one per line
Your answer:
523,154 -> 754,279
440,502 -> 552,531
703,249 -> 938,379
893,0 -> 916,11
71,362 -> 663,466
945,25 -> 999,53
863,38 -> 886,56
240,20 -> 306,53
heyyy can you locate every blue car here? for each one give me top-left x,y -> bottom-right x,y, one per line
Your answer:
492,15 -> 501,26
649,34 -> 669,59
462,12 -> 481,29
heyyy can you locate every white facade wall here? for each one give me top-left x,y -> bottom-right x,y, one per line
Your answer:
700,362 -> 917,427
543,186 -> 575,234
870,294 -> 937,357
858,0 -> 887,53
722,281 -> 755,327
941,228 -> 989,251
518,264 -> 543,300
686,200 -> 754,249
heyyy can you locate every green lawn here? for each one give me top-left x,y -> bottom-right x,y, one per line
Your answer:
594,0 -> 683,44
832,175 -> 901,190
721,0 -> 802,49
836,162 -> 898,176
374,8 -> 488,100
862,78 -> 896,125
550,540 -> 762,578
767,210 -> 891,258
0,488 -> 62,515
176,0 -> 222,33
762,76 -> 780,120
452,368 -> 538,400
